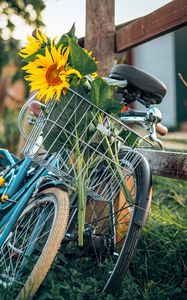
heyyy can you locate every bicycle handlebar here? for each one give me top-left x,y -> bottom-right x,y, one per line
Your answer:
122,109 -> 147,117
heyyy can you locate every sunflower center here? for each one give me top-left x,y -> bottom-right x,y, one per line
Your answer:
46,63 -> 64,86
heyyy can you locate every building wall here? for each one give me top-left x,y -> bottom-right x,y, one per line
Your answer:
133,32 -> 176,128
174,26 -> 187,129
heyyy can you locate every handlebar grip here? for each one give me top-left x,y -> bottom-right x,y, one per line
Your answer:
29,101 -> 41,116
155,123 -> 168,136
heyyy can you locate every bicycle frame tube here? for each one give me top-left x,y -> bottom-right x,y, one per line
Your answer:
0,166 -> 48,225
0,148 -> 68,247
5,157 -> 33,198
0,149 -> 18,166
0,184 -> 36,247
0,165 -> 46,214
0,166 -> 49,247
0,156 -> 33,216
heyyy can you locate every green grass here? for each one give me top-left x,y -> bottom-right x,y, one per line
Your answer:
123,177 -> 187,300
164,138 -> 187,144
33,177 -> 187,300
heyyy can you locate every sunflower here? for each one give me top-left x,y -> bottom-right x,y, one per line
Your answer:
19,29 -> 47,59
83,48 -> 98,79
23,44 -> 81,102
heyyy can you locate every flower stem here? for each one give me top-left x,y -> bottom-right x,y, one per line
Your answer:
75,133 -> 87,246
97,114 -> 133,205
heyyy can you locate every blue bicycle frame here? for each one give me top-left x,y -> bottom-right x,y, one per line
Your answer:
0,149 -> 62,248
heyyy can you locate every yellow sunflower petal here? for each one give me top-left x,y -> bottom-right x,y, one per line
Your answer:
19,52 -> 28,58
36,29 -> 47,44
37,89 -> 48,100
66,68 -> 81,78
63,46 -> 70,65
51,44 -> 62,63
57,58 -> 66,70
45,46 -> 53,64
56,86 -> 62,100
35,54 -> 51,68
19,36 -> 41,58
45,86 -> 55,103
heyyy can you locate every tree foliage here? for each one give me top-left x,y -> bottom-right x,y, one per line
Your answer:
0,0 -> 46,74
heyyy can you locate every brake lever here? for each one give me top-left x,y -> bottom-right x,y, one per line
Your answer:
146,123 -> 164,150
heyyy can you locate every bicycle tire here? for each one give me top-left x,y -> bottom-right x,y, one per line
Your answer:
103,150 -> 152,294
63,150 -> 152,296
0,187 -> 69,300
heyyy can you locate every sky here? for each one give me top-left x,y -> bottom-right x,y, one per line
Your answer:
13,0 -> 172,42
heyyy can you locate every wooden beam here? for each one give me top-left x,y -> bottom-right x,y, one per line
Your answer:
139,149 -> 187,181
85,0 -> 115,76
116,0 -> 187,52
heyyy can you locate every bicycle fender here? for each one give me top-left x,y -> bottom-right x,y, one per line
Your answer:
39,180 -> 68,193
133,154 -> 152,227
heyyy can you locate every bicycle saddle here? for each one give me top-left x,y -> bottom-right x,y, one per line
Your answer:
109,64 -> 167,106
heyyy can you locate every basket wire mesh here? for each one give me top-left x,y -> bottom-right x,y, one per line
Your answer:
23,88 -> 153,200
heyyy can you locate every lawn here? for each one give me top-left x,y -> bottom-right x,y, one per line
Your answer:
35,176 -> 187,300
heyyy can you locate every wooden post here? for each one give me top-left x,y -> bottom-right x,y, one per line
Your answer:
85,0 -> 115,76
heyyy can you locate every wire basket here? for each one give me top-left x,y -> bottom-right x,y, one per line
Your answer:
23,88 -> 153,198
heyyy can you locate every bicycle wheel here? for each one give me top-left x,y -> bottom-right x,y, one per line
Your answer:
0,187 -> 69,300
63,150 -> 152,296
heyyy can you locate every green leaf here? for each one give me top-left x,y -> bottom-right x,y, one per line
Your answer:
66,23 -> 76,38
56,24 -> 78,50
104,100 -> 124,115
43,86 -> 91,153
68,37 -> 97,75
103,77 -> 127,88
119,129 -> 142,147
22,47 -> 45,63
106,294 -> 115,300
56,34 -> 69,48
90,77 -> 112,109
90,77 -> 126,114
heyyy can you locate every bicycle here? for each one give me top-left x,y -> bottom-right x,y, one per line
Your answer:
0,94 -> 70,300
0,64 -> 167,299
55,64 -> 168,296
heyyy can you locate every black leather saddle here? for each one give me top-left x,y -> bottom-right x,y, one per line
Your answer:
109,64 -> 167,106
